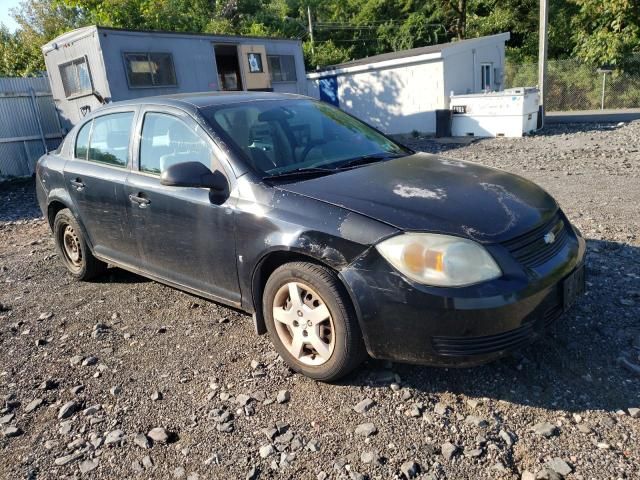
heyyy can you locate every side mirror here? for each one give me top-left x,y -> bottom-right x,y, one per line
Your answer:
160,161 -> 228,191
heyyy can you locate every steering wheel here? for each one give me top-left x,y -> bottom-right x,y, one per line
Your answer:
299,139 -> 327,163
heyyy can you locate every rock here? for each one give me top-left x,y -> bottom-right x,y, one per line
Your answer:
109,386 -> 122,396
83,405 -> 101,416
216,421 -> 234,433
263,427 -> 278,440
186,474 -> 199,480
0,413 -> 15,425
70,355 -> 84,366
58,401 -> 80,419
134,433 -> 151,449
142,456 -> 153,469
531,422 -> 558,438
236,393 -> 251,406
306,439 -> 320,452
39,379 -> 58,390
174,466 -> 186,478
148,427 -> 169,444
535,468 -> 563,480
629,407 -> 640,418
70,385 -> 85,395
355,422 -> 377,437
151,390 -> 163,401
545,458 -> 572,476
401,389 -> 413,401
44,440 -> 59,450
441,442 -> 458,460
465,447 -> 484,458
521,471 -> 536,480
465,415 -> 489,428
360,451 -> 379,464
353,398 -> 375,414
79,459 -> 98,474
400,460 -> 420,479
246,466 -> 259,480
3,426 -> 22,437
54,451 -> 84,466
38,312 -> 54,321
67,438 -> 86,450
434,402 -> 448,415
81,356 -> 98,366
276,390 -> 291,404
259,444 -> 275,458
105,429 -> 125,445
499,429 -> 516,446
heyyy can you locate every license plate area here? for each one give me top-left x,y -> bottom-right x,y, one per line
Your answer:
563,264 -> 585,311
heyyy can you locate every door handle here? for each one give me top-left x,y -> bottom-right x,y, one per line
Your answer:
129,193 -> 151,208
70,178 -> 85,190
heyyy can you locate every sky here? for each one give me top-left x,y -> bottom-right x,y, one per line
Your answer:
0,0 -> 22,32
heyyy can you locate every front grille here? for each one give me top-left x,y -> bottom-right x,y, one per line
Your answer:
432,322 -> 535,356
502,213 -> 569,269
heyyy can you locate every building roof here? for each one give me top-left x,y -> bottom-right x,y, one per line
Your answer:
42,25 -> 301,53
309,32 -> 510,76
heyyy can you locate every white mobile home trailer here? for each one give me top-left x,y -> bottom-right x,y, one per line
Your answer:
306,33 -> 510,136
42,26 -> 306,128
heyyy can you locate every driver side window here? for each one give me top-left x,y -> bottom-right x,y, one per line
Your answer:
139,112 -> 214,175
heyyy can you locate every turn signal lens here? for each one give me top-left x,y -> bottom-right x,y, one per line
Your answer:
376,233 -> 501,287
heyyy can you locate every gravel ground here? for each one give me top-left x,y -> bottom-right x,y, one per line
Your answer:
1,122 -> 639,480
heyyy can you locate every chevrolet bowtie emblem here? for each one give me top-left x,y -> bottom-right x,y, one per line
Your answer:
543,231 -> 556,244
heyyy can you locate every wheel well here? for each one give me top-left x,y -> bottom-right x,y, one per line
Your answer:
47,200 -> 68,228
251,251 -> 336,335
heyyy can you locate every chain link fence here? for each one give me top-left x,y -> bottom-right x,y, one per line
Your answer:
504,57 -> 640,111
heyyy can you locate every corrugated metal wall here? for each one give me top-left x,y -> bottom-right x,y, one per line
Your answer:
0,76 -> 64,178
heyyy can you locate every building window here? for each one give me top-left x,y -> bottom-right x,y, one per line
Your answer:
124,52 -> 177,88
268,55 -> 297,82
481,63 -> 492,91
59,57 -> 93,98
247,52 -> 263,73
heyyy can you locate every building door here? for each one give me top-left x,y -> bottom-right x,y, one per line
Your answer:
237,44 -> 272,91
214,44 -> 244,91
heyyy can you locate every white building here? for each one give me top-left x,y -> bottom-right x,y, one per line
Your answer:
306,33 -> 510,136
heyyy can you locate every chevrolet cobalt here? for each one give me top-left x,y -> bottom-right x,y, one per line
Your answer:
36,93 -> 585,381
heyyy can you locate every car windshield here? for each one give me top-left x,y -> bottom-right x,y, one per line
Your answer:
201,99 -> 410,177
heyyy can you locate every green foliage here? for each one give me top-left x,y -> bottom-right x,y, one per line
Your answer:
1,0 -> 640,77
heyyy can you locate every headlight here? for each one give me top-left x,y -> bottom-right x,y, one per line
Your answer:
375,233 -> 501,287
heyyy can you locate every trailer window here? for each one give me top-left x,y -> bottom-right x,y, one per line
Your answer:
268,55 -> 297,82
481,63 -> 492,91
59,57 -> 93,98
124,52 -> 177,88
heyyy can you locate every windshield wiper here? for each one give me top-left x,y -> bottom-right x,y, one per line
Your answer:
335,152 -> 405,170
263,167 -> 335,182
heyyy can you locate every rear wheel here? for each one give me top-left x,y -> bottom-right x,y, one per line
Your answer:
53,208 -> 107,280
263,262 -> 366,381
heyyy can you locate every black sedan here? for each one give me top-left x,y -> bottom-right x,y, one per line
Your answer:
36,92 -> 585,381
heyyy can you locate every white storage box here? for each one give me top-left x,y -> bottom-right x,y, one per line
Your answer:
450,88 -> 540,137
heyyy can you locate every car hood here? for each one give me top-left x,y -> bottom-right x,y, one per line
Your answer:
275,153 -> 558,243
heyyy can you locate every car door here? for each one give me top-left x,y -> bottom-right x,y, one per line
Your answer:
63,108 -> 139,265
124,107 -> 240,304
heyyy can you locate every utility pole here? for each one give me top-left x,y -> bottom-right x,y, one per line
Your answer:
307,6 -> 315,57
538,0 -> 548,128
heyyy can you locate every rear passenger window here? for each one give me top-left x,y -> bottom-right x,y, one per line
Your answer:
88,112 -> 134,167
75,121 -> 92,160
139,112 -> 214,175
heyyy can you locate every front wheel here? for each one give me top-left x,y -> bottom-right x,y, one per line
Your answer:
53,208 -> 107,280
263,262 -> 366,382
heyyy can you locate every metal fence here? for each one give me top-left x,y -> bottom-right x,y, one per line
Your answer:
0,76 -> 64,179
504,58 -> 640,111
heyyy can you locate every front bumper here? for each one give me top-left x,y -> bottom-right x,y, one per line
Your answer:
340,222 -> 586,367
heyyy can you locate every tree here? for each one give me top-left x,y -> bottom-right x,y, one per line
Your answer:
571,0 -> 640,71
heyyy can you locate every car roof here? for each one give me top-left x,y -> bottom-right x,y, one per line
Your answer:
99,91 -> 309,114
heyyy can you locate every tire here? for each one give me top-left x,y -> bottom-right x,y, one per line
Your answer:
263,261 -> 367,382
53,208 -> 107,280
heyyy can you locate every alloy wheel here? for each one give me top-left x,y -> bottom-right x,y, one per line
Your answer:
272,281 -> 335,366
